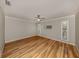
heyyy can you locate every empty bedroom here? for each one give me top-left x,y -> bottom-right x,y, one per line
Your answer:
0,0 -> 79,58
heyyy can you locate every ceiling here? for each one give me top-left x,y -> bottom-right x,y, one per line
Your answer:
2,0 -> 79,20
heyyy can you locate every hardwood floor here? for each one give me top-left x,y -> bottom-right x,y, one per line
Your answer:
3,36 -> 79,58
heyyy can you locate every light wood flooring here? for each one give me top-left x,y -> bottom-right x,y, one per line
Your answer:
3,36 -> 79,58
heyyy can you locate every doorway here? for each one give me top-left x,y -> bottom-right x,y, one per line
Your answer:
61,20 -> 69,41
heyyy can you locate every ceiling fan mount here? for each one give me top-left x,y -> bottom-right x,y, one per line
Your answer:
36,15 -> 41,19
5,0 -> 11,6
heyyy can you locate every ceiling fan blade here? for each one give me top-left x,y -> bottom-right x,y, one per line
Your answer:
40,18 -> 45,19
34,17 -> 39,19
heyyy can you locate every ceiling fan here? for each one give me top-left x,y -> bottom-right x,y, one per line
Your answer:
34,15 -> 45,22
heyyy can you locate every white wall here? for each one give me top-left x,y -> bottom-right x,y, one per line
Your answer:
5,15 -> 76,45
75,12 -> 79,50
39,15 -> 75,45
68,15 -> 75,45
5,16 -> 35,43
0,7 -> 5,57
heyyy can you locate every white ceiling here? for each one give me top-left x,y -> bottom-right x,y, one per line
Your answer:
2,0 -> 79,20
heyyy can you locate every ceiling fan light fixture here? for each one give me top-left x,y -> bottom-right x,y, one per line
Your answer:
37,19 -> 41,22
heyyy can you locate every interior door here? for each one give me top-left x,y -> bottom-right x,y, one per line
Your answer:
35,23 -> 41,35
0,7 -> 5,57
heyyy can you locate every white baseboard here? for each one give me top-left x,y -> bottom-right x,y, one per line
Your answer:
5,35 -> 36,43
5,35 -> 75,46
39,35 -> 75,46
